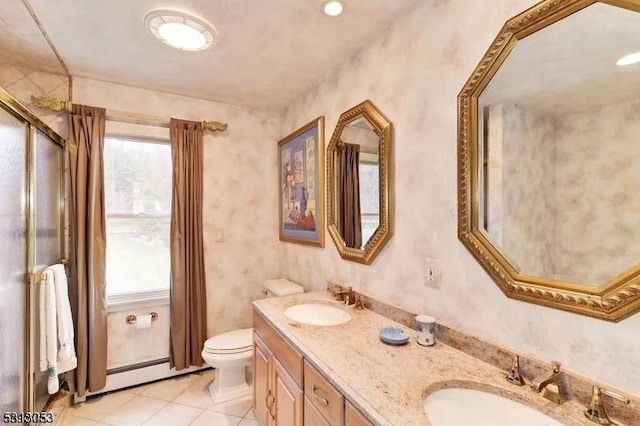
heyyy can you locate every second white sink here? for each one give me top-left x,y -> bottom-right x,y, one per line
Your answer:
284,303 -> 351,326
424,388 -> 566,426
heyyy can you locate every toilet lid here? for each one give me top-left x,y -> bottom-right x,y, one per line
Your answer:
204,328 -> 253,354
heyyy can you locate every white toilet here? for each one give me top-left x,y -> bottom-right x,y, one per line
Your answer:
201,279 -> 304,403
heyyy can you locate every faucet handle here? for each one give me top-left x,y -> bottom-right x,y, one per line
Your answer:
506,354 -> 525,386
584,385 -> 630,425
551,361 -> 561,373
353,294 -> 365,310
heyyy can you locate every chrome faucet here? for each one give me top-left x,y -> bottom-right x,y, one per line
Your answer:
506,354 -> 525,386
584,385 -> 630,425
530,361 -> 566,404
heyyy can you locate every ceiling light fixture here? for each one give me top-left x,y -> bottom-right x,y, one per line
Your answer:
322,0 -> 345,17
144,10 -> 217,51
616,52 -> 640,66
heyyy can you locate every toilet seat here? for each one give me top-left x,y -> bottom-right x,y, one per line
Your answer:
204,328 -> 253,355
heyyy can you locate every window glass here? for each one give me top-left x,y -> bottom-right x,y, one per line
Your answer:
104,137 -> 172,296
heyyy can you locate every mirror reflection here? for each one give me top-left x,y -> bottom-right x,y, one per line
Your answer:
478,2 -> 640,286
334,116 -> 380,249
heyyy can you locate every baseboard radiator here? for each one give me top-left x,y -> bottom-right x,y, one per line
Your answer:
74,358 -> 209,403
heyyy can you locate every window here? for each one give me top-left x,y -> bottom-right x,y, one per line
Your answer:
359,162 -> 380,248
104,136 -> 172,298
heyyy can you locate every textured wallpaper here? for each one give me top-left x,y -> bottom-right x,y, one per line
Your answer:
490,103 -> 557,278
278,0 -> 640,394
482,98 -> 640,287
554,98 -> 640,285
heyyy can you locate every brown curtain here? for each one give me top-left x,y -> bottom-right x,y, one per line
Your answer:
336,142 -> 362,249
67,104 -> 108,397
169,118 -> 207,370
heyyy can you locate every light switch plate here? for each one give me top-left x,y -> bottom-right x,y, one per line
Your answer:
424,257 -> 442,289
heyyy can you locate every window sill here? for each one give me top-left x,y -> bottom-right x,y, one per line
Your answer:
107,289 -> 170,313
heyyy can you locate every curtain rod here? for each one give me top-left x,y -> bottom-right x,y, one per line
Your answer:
30,95 -> 228,132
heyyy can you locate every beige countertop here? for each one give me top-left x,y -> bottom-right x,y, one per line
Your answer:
252,291 -> 591,426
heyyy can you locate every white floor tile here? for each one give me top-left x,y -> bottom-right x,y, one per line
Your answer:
67,391 -> 137,422
244,407 -> 255,420
208,395 -> 252,417
141,402 -> 203,426
102,395 -> 167,426
172,379 -> 214,409
191,369 -> 215,385
61,415 -> 102,426
141,375 -> 194,401
238,418 -> 259,426
190,410 -> 243,426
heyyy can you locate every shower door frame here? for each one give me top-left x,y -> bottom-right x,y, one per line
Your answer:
0,87 -> 67,413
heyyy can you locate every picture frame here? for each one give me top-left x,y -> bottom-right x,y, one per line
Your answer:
278,116 -> 325,247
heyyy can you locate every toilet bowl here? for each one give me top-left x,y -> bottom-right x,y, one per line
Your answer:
201,279 -> 304,404
201,328 -> 253,404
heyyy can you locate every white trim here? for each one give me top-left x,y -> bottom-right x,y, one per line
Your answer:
107,289 -> 170,313
79,363 -> 209,400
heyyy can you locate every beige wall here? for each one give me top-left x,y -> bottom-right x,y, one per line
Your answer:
499,103 -> 556,278
554,98 -> 640,285
0,64 -> 68,136
279,0 -> 640,395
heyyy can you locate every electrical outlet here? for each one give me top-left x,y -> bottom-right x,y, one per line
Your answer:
424,257 -> 442,288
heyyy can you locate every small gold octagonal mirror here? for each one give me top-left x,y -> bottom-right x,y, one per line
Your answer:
327,100 -> 393,264
458,0 -> 640,321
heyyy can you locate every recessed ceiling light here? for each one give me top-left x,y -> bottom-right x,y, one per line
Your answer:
322,0 -> 345,17
616,52 -> 640,66
144,10 -> 217,51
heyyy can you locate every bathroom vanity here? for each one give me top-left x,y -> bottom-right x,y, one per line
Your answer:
251,291 -> 637,426
253,300 -> 372,426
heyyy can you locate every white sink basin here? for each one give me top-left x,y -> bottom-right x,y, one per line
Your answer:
284,303 -> 351,326
424,388 -> 565,426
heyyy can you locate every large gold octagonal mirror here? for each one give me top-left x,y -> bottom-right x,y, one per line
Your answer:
458,0 -> 640,321
327,100 -> 393,264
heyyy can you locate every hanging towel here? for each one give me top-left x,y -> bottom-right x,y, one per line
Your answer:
51,264 -> 77,373
39,264 -> 77,395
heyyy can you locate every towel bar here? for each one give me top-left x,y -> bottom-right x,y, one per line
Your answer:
125,312 -> 159,325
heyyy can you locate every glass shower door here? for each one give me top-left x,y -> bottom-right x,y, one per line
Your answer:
31,129 -> 64,411
0,105 -> 28,414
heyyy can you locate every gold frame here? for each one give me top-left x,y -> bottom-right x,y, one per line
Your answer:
327,100 -> 393,264
457,0 -> 640,322
278,116 -> 325,247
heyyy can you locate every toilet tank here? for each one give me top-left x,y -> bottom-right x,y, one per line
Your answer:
263,279 -> 304,297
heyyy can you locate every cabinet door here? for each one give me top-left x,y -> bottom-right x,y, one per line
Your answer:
253,332 -> 272,426
304,396 -> 330,426
273,358 -> 303,426
345,401 -> 373,426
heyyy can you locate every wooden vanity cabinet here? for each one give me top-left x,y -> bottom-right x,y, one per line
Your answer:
253,331 -> 273,426
253,309 -> 373,426
345,401 -> 373,426
254,311 -> 304,426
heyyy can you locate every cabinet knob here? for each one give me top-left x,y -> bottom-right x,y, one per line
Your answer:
311,385 -> 329,406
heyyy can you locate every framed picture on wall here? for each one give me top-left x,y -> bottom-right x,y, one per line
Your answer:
278,116 -> 325,247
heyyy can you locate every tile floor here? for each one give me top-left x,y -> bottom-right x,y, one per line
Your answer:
62,370 -> 257,426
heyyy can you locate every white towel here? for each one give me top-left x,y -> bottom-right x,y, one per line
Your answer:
51,264 -> 77,373
39,269 -> 59,394
39,264 -> 77,395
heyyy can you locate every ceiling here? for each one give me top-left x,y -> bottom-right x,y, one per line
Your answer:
0,0 -> 419,109
480,2 -> 640,116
